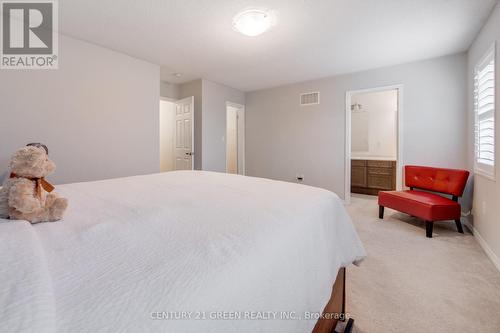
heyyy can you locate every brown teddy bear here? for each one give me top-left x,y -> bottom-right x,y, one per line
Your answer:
0,144 -> 68,223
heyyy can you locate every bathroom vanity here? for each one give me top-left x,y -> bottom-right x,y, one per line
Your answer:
351,158 -> 396,195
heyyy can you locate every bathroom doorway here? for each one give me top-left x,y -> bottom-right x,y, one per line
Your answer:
345,85 -> 403,204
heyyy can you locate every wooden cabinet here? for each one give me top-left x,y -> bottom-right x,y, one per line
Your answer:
351,159 -> 396,195
351,160 -> 367,188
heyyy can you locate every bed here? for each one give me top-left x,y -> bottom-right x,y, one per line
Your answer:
0,171 -> 365,333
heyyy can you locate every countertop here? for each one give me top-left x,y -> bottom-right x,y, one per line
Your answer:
351,156 -> 396,161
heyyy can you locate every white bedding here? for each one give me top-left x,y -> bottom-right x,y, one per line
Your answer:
0,171 -> 365,333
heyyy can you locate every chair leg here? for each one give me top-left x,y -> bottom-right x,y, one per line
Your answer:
455,219 -> 464,234
379,206 -> 384,219
425,221 -> 433,238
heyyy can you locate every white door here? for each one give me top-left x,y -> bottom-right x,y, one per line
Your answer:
175,96 -> 194,170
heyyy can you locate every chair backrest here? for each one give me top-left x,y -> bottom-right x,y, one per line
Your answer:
405,165 -> 470,197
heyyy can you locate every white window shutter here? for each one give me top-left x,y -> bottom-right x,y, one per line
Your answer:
474,43 -> 496,179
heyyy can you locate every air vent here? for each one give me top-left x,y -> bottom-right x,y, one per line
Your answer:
300,92 -> 320,106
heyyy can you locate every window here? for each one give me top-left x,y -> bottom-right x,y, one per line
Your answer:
474,44 -> 496,179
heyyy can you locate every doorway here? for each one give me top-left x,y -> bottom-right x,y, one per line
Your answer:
345,85 -> 403,204
159,98 -> 176,172
159,96 -> 194,172
226,102 -> 245,175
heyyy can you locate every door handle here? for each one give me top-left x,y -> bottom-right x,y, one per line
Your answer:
185,152 -> 194,156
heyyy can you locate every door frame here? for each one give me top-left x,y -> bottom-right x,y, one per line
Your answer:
344,84 -> 404,204
225,101 -> 245,175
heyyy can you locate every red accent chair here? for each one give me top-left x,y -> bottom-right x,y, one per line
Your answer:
378,165 -> 470,238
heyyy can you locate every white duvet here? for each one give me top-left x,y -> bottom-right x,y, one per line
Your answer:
0,171 -> 365,333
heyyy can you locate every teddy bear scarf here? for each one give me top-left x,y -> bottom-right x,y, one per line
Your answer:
9,173 -> 55,199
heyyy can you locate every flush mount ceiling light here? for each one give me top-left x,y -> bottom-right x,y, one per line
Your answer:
233,9 -> 276,37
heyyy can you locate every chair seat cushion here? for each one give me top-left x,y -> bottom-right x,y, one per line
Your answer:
378,190 -> 461,221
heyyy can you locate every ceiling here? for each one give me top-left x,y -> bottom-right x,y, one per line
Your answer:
59,0 -> 498,91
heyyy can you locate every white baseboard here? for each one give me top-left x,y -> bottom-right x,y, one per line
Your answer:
463,220 -> 500,272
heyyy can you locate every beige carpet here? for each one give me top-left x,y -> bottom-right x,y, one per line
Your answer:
345,194 -> 500,333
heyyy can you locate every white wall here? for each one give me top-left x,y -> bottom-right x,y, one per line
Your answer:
201,80 -> 245,172
351,90 -> 398,159
159,100 -> 176,172
467,1 -> 500,270
160,81 -> 180,100
246,53 -> 467,198
0,35 -> 160,184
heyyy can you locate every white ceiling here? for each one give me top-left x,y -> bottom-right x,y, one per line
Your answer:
59,0 -> 498,91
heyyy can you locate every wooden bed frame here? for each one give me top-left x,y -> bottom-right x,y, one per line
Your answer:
312,267 -> 354,333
